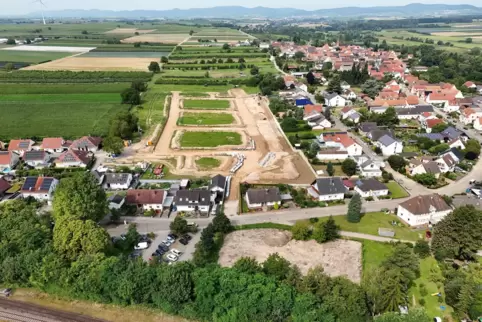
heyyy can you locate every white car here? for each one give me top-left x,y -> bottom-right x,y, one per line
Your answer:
170,249 -> 182,257
134,242 -> 149,250
162,240 -> 172,246
166,254 -> 178,262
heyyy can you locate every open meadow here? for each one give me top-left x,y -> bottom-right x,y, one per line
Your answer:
0,50 -> 75,63
179,131 -> 242,147
178,112 -> 235,125
183,99 -> 230,109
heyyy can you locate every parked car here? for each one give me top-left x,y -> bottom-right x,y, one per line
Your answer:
158,244 -> 169,251
134,242 -> 149,250
182,234 -> 192,241
0,288 -> 11,297
179,238 -> 188,245
171,249 -> 182,257
167,233 -> 178,240
162,239 -> 173,246
166,254 -> 178,262
155,249 -> 165,255
167,236 -> 175,242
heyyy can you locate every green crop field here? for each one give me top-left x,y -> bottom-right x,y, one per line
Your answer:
134,90 -> 168,135
195,157 -> 221,169
0,83 -> 130,95
183,99 -> 230,109
152,83 -> 258,94
0,86 -> 127,140
0,50 -> 75,63
179,131 -> 242,147
179,112 -> 234,125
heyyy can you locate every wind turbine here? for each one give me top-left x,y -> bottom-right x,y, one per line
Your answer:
32,0 -> 47,25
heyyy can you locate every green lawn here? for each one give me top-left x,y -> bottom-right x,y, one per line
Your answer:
179,131 -> 242,147
0,50 -> 75,63
153,84 -> 258,94
312,164 -> 344,176
183,99 -> 230,110
0,93 -> 120,103
317,212 -> 422,241
362,240 -> 394,276
134,91 -> 168,135
409,257 -> 453,318
386,181 -> 410,199
179,112 -> 234,125
195,157 -> 221,169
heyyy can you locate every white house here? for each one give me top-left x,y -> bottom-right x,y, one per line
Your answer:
347,111 -> 361,124
324,93 -> 346,107
174,189 -> 212,213
410,161 -> 441,178
0,151 -> 20,172
41,137 -> 70,153
70,136 -> 102,152
353,156 -> 383,177
342,90 -> 357,100
307,178 -> 346,201
459,108 -> 482,125
316,132 -> 363,160
341,106 -> 357,120
374,135 -> 403,156
21,177 -> 58,203
126,189 -> 167,213
435,153 -> 457,173
308,115 -> 332,130
397,194 -> 452,227
102,173 -> 133,190
245,188 -> 281,209
55,150 -> 92,168
108,194 -> 125,210
23,151 -> 50,168
474,117 -> 482,131
448,138 -> 465,150
354,178 -> 389,198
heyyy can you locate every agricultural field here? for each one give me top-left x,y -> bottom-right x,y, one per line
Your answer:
0,70 -> 152,83
121,34 -> 188,44
195,157 -> 221,170
134,91 -> 168,134
0,50 -> 75,63
23,57 -> 156,71
183,99 -> 230,109
179,131 -> 242,147
151,83 -> 258,94
178,112 -> 234,125
0,81 -> 130,140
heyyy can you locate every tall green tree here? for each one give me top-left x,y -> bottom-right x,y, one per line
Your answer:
464,139 -> 481,160
326,161 -> 335,176
327,74 -> 342,94
170,216 -> 189,235
292,220 -> 311,240
342,158 -> 357,176
347,194 -> 362,223
382,243 -> 420,287
120,88 -> 141,105
233,257 -> 262,274
212,213 -> 232,234
432,206 -> 482,260
53,173 -> 108,222
374,308 -> 431,321
103,135 -> 124,155
148,61 -> 160,73
262,253 -> 292,280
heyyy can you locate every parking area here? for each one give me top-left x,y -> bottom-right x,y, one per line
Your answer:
142,231 -> 198,264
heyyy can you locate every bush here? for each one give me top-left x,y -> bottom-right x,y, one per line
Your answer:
419,298 -> 426,306
414,240 -> 431,258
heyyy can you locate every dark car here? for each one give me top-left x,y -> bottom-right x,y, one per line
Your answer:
155,249 -> 165,255
139,234 -> 149,242
151,252 -> 159,257
182,234 -> 192,241
179,238 -> 188,245
168,233 -> 178,239
158,244 -> 169,251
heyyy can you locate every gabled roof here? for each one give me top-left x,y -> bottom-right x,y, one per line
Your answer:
314,177 -> 346,195
359,122 -> 378,133
423,161 -> 441,174
56,150 -> 92,165
426,118 -> 444,128
0,151 -> 17,165
70,136 -> 102,150
369,129 -> 393,141
21,176 -> 56,193
210,174 -> 226,189
378,134 -> 397,147
8,139 -> 34,151
41,137 -> 64,150
341,106 -> 353,113
175,189 -> 211,206
104,173 -> 132,185
246,188 -> 281,204
126,189 -> 165,205
325,92 -> 341,100
0,178 -> 11,194
304,104 -> 323,116
442,154 -> 456,168
355,178 -> 387,192
24,150 -> 47,161
399,194 -> 451,216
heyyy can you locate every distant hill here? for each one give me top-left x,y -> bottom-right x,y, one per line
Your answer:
29,4 -> 482,19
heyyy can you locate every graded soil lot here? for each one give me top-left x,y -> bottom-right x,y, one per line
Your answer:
219,229 -> 362,283
183,99 -> 230,109
121,34 -> 188,44
24,56 -> 155,71
178,112 -> 235,125
179,131 -> 242,147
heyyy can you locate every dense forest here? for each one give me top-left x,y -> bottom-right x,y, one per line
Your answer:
1,173 -> 481,321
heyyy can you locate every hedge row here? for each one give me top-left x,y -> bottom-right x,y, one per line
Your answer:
169,53 -> 267,59
0,70 -> 153,82
163,63 -> 255,71
155,78 -> 256,86
91,47 -> 174,52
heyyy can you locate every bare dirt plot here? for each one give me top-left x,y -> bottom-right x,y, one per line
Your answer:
23,57 -> 154,71
105,28 -> 156,34
121,34 -> 189,44
219,229 -> 362,283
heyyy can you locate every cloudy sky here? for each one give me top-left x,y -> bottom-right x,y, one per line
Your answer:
3,0 -> 478,15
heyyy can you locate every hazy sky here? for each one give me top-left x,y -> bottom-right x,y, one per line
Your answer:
3,0 -> 479,15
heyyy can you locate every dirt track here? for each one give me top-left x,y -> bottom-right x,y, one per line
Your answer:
118,89 -> 315,200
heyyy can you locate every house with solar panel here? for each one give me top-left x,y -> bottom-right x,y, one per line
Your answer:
55,150 -> 93,168
21,176 -> 59,203
8,139 -> 34,157
70,136 -> 102,152
23,151 -> 51,168
0,151 -> 20,173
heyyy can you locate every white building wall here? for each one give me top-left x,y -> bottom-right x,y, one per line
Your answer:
397,205 -> 452,227
317,192 -> 344,201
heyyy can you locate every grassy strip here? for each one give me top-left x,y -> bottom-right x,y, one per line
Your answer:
0,51 -> 75,63
385,181 -> 410,199
179,112 -> 234,125
183,99 -> 230,109
0,83 -> 130,94
0,93 -> 120,103
195,157 -> 221,169
180,131 -> 241,147
234,223 -> 292,231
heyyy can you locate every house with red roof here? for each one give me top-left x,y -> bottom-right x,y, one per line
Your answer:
55,150 -> 93,168
8,139 -> 34,157
303,104 -> 324,121
41,137 -> 71,153
0,178 -> 11,199
70,136 -> 102,152
426,93 -> 456,107
460,107 -> 482,125
422,118 -> 445,133
316,132 -> 362,160
0,151 -> 19,173
464,81 -> 476,89
21,176 -> 58,202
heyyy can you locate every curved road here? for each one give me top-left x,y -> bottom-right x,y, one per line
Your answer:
0,298 -> 106,322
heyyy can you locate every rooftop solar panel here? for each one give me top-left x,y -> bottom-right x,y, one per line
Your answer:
40,178 -> 54,191
18,141 -> 30,149
23,177 -> 37,190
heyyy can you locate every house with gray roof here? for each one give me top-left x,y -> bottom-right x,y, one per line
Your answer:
102,173 -> 133,190
324,92 -> 346,107
23,150 -> 50,168
245,188 -> 281,209
359,122 -> 378,134
410,161 -> 441,178
374,134 -> 403,156
174,189 -> 212,213
353,156 -> 383,177
397,194 -> 451,227
308,177 -> 346,201
354,178 -> 388,198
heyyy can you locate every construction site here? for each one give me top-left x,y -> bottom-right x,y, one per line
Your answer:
117,89 -> 315,199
